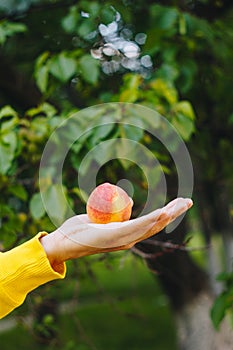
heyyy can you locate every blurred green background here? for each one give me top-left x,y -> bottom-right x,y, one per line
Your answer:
0,253 -> 178,349
0,0 -> 232,349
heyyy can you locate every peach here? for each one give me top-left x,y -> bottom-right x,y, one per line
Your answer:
86,182 -> 133,224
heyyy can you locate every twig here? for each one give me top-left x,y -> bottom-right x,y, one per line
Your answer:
141,238 -> 210,252
131,239 -> 210,260
130,246 -> 164,260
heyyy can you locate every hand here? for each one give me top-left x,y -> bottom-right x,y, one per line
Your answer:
40,198 -> 193,267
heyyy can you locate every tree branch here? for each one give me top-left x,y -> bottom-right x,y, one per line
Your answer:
131,238 -> 209,260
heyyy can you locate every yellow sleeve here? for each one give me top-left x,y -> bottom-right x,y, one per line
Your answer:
0,232 -> 66,319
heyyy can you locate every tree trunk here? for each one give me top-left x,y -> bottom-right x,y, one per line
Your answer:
176,291 -> 233,350
136,214 -> 233,350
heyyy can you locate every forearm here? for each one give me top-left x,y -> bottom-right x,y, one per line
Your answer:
0,232 -> 66,319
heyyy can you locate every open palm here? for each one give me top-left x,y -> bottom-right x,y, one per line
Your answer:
54,197 -> 193,261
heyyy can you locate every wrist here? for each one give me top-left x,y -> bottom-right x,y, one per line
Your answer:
39,232 -> 64,268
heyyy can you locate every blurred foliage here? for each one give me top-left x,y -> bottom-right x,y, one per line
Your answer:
0,253 -> 178,349
211,270 -> 233,330
0,0 -> 232,341
0,20 -> 27,45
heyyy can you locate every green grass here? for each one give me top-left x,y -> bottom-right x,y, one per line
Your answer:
0,253 -> 178,350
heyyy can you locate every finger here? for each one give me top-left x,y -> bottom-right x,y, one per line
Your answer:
164,197 -> 193,222
148,197 -> 193,231
147,197 -> 192,217
132,198 -> 193,242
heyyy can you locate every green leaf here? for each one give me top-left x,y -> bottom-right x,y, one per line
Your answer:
2,131 -> 17,150
43,184 -> 68,225
79,55 -> 99,84
35,51 -> 50,68
178,59 -> 197,93
117,158 -> 133,171
0,24 -> 6,45
72,187 -> 88,203
179,13 -> 187,35
173,101 -> 195,120
0,105 -> 18,119
50,53 -> 77,82
0,132 -> 17,174
146,165 -> 162,188
89,124 -> 115,146
1,117 -> 18,131
77,153 -> 93,174
87,138 -> 118,166
3,22 -> 27,34
123,74 -> 142,90
116,138 -> 137,170
211,293 -> 228,330
0,142 -> 13,174
31,118 -> 49,137
1,230 -> 17,249
120,74 -> 141,102
150,5 -> 178,31
9,184 -> 28,201
121,124 -> 144,141
77,20 -> 96,39
120,89 -> 138,103
228,113 -> 233,124
156,64 -> 179,83
150,79 -> 178,105
36,65 -> 49,93
30,192 -> 46,220
34,51 -> 50,93
0,20 -> 27,45
172,113 -> 195,141
27,102 -> 57,118
127,105 -> 161,130
216,271 -> 233,284
62,6 -> 79,33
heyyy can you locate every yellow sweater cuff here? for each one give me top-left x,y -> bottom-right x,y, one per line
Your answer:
0,232 -> 66,319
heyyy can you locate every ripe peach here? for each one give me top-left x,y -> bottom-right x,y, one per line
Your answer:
86,182 -> 133,224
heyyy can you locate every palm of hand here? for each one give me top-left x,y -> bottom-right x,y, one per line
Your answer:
56,198 -> 193,258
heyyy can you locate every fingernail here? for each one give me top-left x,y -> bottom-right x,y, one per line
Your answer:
187,199 -> 193,208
